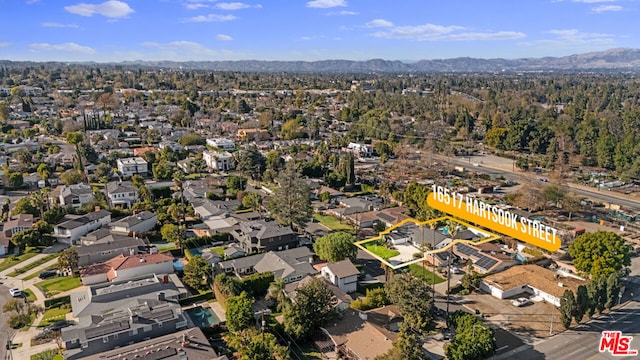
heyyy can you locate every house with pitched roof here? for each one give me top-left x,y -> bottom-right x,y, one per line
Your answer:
80,253 -> 174,285
321,259 -> 360,293
53,183 -> 95,208
63,274 -> 189,360
216,246 -> 316,284
0,214 -> 34,255
231,220 -> 298,252
53,210 -> 112,245
110,211 -> 157,235
76,236 -> 148,267
105,181 -> 139,208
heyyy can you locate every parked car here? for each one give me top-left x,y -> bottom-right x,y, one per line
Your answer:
512,297 -> 531,307
46,320 -> 75,331
9,288 -> 22,297
38,270 -> 58,279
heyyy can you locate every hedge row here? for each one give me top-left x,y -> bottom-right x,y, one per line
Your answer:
44,295 -> 71,310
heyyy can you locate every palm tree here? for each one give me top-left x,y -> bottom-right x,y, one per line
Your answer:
266,279 -> 290,312
444,220 -> 459,325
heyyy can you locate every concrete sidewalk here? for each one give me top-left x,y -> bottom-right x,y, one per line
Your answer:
0,253 -> 52,277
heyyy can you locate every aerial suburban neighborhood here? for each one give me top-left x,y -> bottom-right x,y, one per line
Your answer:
1,58 -> 640,360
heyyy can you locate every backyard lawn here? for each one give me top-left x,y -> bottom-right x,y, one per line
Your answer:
9,253 -> 60,278
312,214 -> 353,232
363,241 -> 400,260
36,276 -> 82,297
408,264 -> 445,284
38,307 -> 71,327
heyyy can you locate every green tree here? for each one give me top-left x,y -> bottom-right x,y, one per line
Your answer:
12,196 -> 39,216
265,150 -> 284,172
182,256 -> 211,291
445,311 -> 496,360
605,272 -> 620,309
43,206 -> 67,224
152,159 -> 173,180
374,141 -> 392,157
375,323 -> 427,360
131,174 -> 145,189
313,231 -> 357,262
559,290 -> 576,329
91,163 -> 113,184
283,277 -> 335,340
226,328 -> 290,360
568,231 -> 630,280
242,192 -> 263,211
280,119 -> 302,140
57,248 -> 78,276
226,176 -> 247,194
37,163 -> 51,182
7,172 -> 23,189
268,162 -> 312,229
66,131 -> 85,171
574,284 -> 589,323
266,278 -> 289,312
402,182 -> 437,221
234,146 -> 266,180
319,191 -> 331,203
384,273 -> 434,334
226,291 -> 255,333
60,170 -> 82,185
160,223 -> 181,244
178,132 -> 205,146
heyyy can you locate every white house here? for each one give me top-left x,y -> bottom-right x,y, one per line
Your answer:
347,142 -> 373,157
53,210 -> 112,245
202,150 -> 234,171
321,259 -> 360,294
206,138 -> 235,150
80,253 -> 174,285
480,264 -> 586,307
110,211 -> 158,235
58,183 -> 95,208
105,181 -> 139,208
116,157 -> 148,177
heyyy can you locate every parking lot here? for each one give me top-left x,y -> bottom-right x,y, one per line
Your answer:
458,293 -> 564,338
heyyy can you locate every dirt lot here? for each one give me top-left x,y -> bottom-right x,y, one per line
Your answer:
456,292 -> 564,339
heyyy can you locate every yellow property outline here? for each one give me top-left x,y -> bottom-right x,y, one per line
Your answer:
354,215 -> 502,270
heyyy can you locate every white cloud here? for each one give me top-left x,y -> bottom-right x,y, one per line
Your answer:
216,34 -> 233,41
65,0 -> 134,18
592,4 -> 622,12
371,23 -> 525,41
518,29 -> 615,50
326,10 -> 357,15
216,2 -> 250,10
365,19 -> 393,28
306,0 -> 346,9
139,40 -> 244,61
42,22 -> 80,28
25,0 -> 40,4
185,3 -> 209,10
29,42 -> 96,54
184,14 -> 238,22
0,42 -> 11,47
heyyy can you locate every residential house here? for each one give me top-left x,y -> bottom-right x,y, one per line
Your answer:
57,183 -> 95,208
110,211 -> 158,235
480,264 -> 586,306
236,128 -> 270,142
77,237 -> 148,267
63,274 -> 189,360
202,150 -> 234,171
79,327 -> 227,360
80,253 -> 174,285
318,306 -> 403,360
0,214 -> 34,256
453,242 -> 517,274
206,138 -> 236,150
46,151 -> 77,167
116,157 -> 148,177
285,275 -> 352,312
223,243 -> 245,259
132,146 -> 158,157
321,259 -> 360,293
346,142 -> 374,158
53,210 -> 112,245
79,228 -> 134,246
231,220 -> 298,252
217,247 -> 316,283
105,181 -> 139,208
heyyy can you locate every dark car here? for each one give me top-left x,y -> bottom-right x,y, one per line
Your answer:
46,320 -> 75,331
38,270 -> 58,279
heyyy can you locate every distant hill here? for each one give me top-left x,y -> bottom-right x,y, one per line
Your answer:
4,48 -> 640,73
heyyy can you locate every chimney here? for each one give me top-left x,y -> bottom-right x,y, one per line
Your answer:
95,205 -> 101,212
157,292 -> 165,301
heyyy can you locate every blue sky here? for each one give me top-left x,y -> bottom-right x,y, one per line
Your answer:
0,0 -> 638,62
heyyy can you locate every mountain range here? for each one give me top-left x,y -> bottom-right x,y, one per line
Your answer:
4,48 -> 640,73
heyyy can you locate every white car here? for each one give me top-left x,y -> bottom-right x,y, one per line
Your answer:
9,288 -> 22,297
512,297 -> 531,307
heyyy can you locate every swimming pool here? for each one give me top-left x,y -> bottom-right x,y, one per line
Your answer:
185,306 -> 219,327
189,248 -> 203,256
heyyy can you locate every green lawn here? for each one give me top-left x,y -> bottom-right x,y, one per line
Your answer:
38,307 -> 71,327
36,276 -> 82,297
408,264 -> 445,285
23,289 -> 37,302
211,246 -> 225,257
0,247 -> 43,272
363,241 -> 400,260
9,253 -> 60,278
313,213 -> 354,232
22,266 -> 57,281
